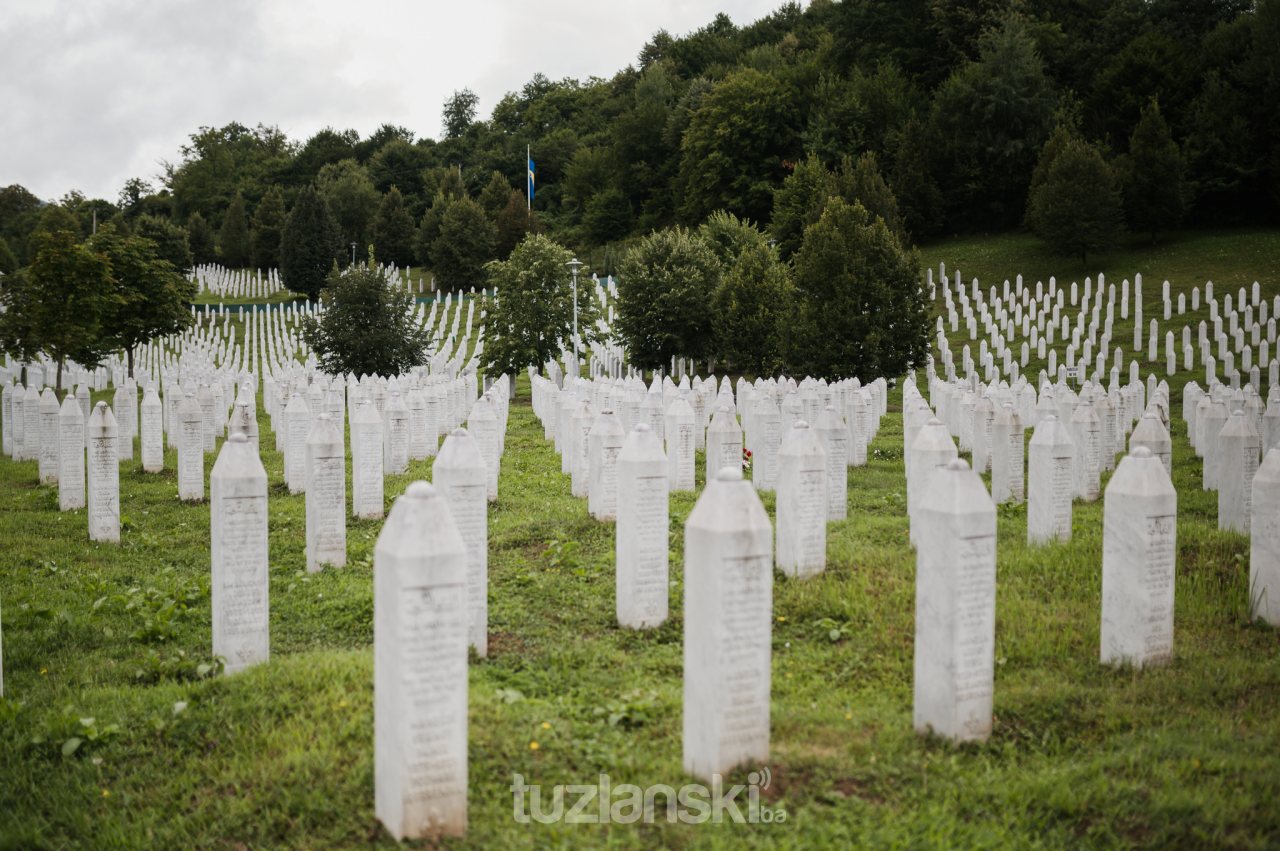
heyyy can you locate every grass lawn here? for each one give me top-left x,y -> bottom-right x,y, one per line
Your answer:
1,228 -> 1279,848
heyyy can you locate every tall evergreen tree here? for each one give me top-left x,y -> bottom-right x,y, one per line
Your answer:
250,185 -> 287,269
371,187 -> 416,267
786,198 -> 927,380
219,191 -> 251,268
432,197 -> 496,292
280,186 -> 341,301
1122,99 -> 1187,244
770,155 -> 835,260
134,214 -> 193,272
186,212 -> 218,265
493,190 -> 542,260
1026,133 -> 1124,264
834,152 -> 904,240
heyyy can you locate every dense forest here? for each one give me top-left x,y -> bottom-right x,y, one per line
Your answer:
2,0 -> 1277,276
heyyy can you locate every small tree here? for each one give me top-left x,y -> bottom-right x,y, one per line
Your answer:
301,261 -> 431,377
414,190 -> 454,267
493,190 -> 541,259
698,210 -> 769,267
0,229 -> 117,394
478,171 -> 512,219
187,212 -> 218,265
442,89 -> 479,140
250,186 -> 287,269
91,225 -> 195,378
834,152 -> 905,240
0,236 -> 17,274
372,186 -> 416,267
615,227 -> 719,370
1122,99 -> 1187,244
134,214 -> 193,271
482,234 -> 600,381
280,186 -> 342,301
770,154 -> 834,260
786,198 -> 927,380
317,159 -> 379,250
219,191 -> 251,268
712,239 -> 792,376
1026,135 -> 1124,265
432,197 -> 495,292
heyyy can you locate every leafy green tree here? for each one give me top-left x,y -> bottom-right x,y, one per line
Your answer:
478,171 -> 512,219
27,204 -> 81,257
493,190 -> 542,260
888,117 -> 944,239
432,197 -> 496,292
367,138 -> 433,199
0,229 -> 117,394
187,212 -> 218,265
0,184 -> 43,267
166,122 -> 294,223
676,68 -> 800,224
415,191 -> 454,267
1121,99 -> 1187,243
301,261 -> 431,377
786,198 -> 927,380
1026,134 -> 1124,264
834,152 -> 904,240
372,187 -> 416,267
316,159 -> 379,251
280,186 -> 341,300
770,155 -> 834,259
290,127 -> 358,185
581,187 -> 633,245
712,239 -> 791,375
928,13 -> 1058,227
443,89 -> 480,139
90,225 -> 195,378
697,210 -> 769,267
0,236 -> 17,274
482,233 -> 600,381
134,214 -> 193,271
615,227 -> 719,370
250,186 -> 287,268
219,191 -> 251,267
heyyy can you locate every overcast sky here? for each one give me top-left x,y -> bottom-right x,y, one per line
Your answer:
0,0 -> 787,205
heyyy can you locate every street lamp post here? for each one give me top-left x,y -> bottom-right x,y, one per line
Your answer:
350,242 -> 357,265
567,257 -> 583,380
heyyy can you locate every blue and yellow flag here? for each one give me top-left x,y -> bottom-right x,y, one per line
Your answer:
527,151 -> 536,206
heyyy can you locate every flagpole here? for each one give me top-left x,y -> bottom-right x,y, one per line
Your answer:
527,145 -> 531,211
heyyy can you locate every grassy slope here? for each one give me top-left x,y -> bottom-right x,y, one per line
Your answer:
1,230 -> 1279,849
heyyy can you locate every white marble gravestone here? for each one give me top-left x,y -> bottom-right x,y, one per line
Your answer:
587,409 -> 625,522
1218,410 -> 1261,534
1101,446 -> 1177,668
705,405 -> 742,486
777,421 -> 827,579
914,458 -> 996,742
683,466 -> 773,781
306,413 -> 346,572
352,400 -> 385,520
1250,447 -> 1280,626
466,395 -> 500,502
87,402 -> 120,543
616,423 -> 669,628
752,395 -> 782,492
177,393 -> 205,502
990,403 -> 1024,504
816,405 -> 848,520
141,386 -> 164,472
284,393 -> 311,494
665,395 -> 696,492
1027,415 -> 1075,544
38,388 -> 59,484
57,394 -> 85,511
1128,411 -> 1172,477
433,428 -> 488,657
384,391 -> 410,476
374,481 -> 469,841
1070,402 -> 1101,501
210,433 -> 270,674
908,417 -> 959,546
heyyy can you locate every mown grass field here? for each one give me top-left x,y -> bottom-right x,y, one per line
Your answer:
1,229 -> 1279,849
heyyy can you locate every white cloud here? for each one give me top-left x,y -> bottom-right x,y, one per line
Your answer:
0,0 -> 786,203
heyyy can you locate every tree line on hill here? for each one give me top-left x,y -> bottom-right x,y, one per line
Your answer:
1,0 -> 1276,286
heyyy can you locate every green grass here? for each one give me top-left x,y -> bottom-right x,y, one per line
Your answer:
917,228 -> 1280,295
2,228 -> 1279,848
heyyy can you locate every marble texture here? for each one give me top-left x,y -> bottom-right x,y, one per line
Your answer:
616,423 -> 669,629
777,421 -> 827,579
1250,447 -> 1280,626
211,433 -> 270,674
434,428 -> 489,657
